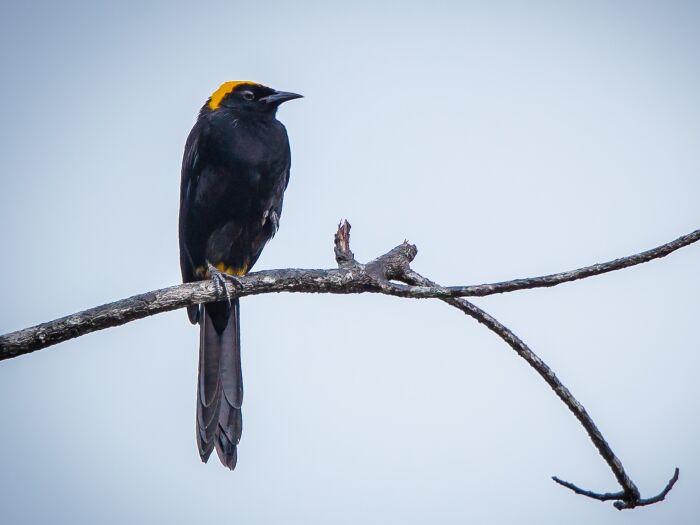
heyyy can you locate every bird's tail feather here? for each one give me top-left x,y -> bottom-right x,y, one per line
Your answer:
196,299 -> 243,470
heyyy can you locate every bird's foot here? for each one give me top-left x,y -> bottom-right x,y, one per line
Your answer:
206,262 -> 242,306
223,272 -> 243,290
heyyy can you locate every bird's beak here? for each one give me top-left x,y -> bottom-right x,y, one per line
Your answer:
261,90 -> 303,105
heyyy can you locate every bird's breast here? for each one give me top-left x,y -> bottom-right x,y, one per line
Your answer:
209,116 -> 287,169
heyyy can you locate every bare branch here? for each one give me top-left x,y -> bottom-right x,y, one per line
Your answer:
553,467 -> 680,510
0,221 -> 694,511
2,227 -> 698,360
446,229 -> 700,297
550,477 -> 626,501
400,269 -> 662,508
0,269 -> 371,360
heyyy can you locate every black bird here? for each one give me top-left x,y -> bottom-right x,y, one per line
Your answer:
179,81 -> 301,469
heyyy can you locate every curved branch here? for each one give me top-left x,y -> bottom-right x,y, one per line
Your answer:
399,269 -> 655,508
553,468 -> 679,510
0,220 -> 693,511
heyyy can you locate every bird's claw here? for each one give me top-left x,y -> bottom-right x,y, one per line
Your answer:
206,262 -> 240,307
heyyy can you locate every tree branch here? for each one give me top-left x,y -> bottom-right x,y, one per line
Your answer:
444,229 -> 700,297
0,220 -> 697,510
398,268 -> 659,509
3,226 -> 696,359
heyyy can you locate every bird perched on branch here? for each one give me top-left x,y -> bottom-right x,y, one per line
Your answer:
178,81 -> 302,469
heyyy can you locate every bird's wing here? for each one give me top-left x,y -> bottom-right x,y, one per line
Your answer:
179,119 -> 209,324
248,158 -> 291,269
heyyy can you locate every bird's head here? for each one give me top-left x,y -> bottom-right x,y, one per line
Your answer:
204,81 -> 302,116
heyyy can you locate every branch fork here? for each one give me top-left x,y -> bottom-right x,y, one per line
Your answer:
2,219 -> 698,510
332,219 -> 683,510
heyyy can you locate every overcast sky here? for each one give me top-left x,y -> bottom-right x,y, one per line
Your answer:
1,1 -> 699,523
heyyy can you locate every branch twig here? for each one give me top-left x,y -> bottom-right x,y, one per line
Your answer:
446,229 -> 700,297
0,220 -> 695,510
553,468 -> 679,510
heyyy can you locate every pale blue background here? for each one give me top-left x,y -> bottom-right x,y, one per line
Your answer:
1,1 -> 699,523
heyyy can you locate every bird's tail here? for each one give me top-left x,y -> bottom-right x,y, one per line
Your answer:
196,299 -> 243,470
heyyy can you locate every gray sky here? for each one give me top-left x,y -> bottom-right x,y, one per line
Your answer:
1,1 -> 699,523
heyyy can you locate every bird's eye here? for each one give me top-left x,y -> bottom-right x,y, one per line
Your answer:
241,91 -> 255,101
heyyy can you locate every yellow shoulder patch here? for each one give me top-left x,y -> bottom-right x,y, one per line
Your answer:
208,80 -> 259,110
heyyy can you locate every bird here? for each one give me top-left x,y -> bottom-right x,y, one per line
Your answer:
178,81 -> 302,469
